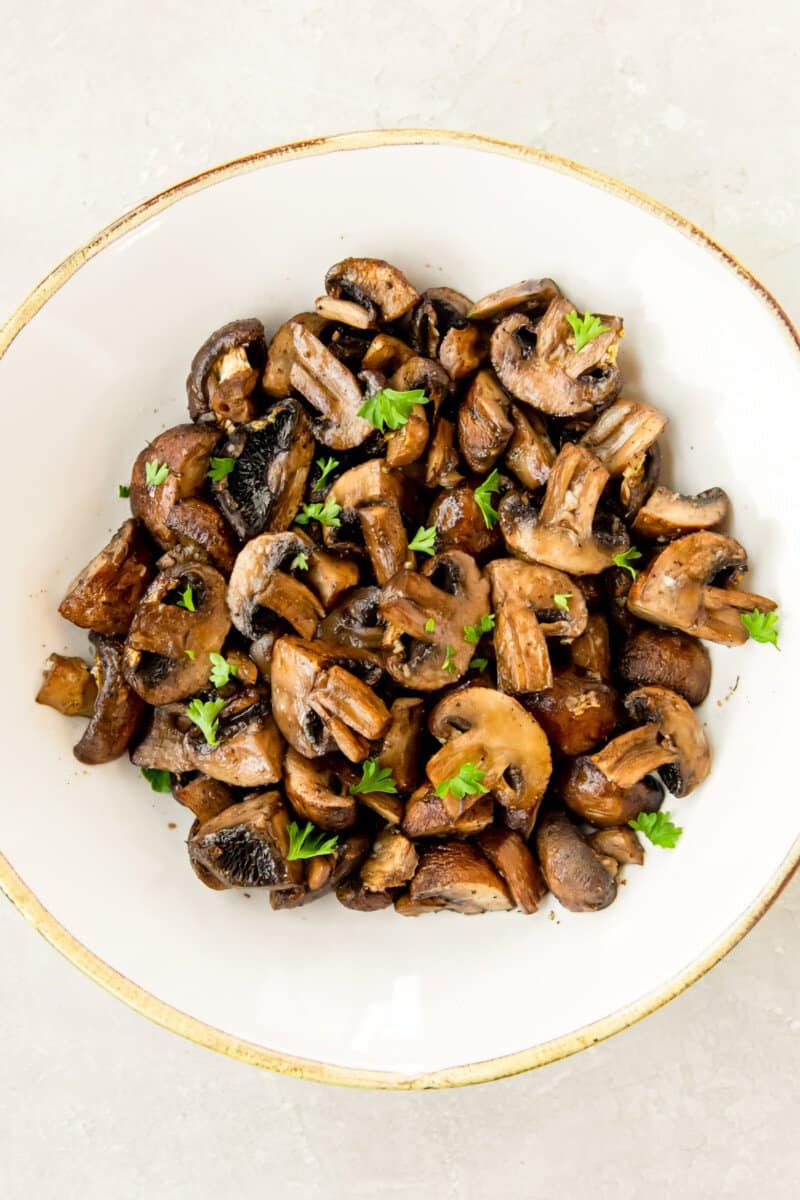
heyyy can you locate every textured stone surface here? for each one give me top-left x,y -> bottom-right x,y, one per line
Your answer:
1,2 -> 798,1197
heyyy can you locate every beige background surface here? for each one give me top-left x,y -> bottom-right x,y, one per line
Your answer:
1,2 -> 798,1196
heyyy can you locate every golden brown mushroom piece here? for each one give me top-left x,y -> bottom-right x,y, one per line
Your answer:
619,628 -> 711,706
587,826 -> 645,867
318,587 -> 386,651
36,654 -> 98,717
558,724 -> 674,827
377,697 -> 425,795
579,397 -> 667,476
487,559 -> 589,693
186,690 -> 284,788
467,276 -> 561,321
325,257 -> 419,322
424,417 -> 464,489
627,531 -> 776,645
428,484 -> 502,558
270,833 -> 372,910
504,405 -> 556,491
289,322 -> 374,450
227,530 -> 324,641
324,460 -> 413,585
402,786 -> 494,838
499,443 -> 629,575
164,500 -> 238,575
426,686 -> 552,821
457,369 -> 513,474
408,288 -> 486,380
188,790 -> 303,890
283,748 -> 358,831
475,827 -> 547,914
381,355 -> 445,468
172,775 -> 234,825
186,318 -> 266,424
536,809 -> 618,912
404,842 -> 513,914
130,702 -> 197,773
336,878 -> 396,912
58,519 -> 154,636
631,486 -> 730,540
361,331 -> 416,373
524,668 -> 622,757
74,634 -> 146,765
262,312 -> 327,399
569,613 -> 613,681
379,551 -> 491,690
360,829 -> 419,892
130,423 -> 221,550
624,686 -> 711,797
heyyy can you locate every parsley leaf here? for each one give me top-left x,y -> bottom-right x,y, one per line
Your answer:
118,484 -> 130,498
565,309 -> 611,353
286,821 -> 339,861
613,546 -> 642,579
469,657 -> 489,671
145,459 -> 170,487
141,767 -> 172,793
424,617 -> 436,633
553,592 -> 573,612
184,649 -> 196,660
291,552 -> 309,572
408,525 -> 437,556
463,613 -> 495,644
435,762 -> 488,802
208,456 -> 236,482
741,608 -> 780,649
313,456 -> 340,492
349,758 -> 399,795
629,810 -> 683,849
357,387 -> 429,432
176,585 -> 196,612
208,652 -> 238,689
442,644 -> 457,673
186,697 -> 226,746
474,468 -> 501,529
295,496 -> 342,528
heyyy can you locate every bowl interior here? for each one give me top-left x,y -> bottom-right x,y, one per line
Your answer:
1,138 -> 798,1080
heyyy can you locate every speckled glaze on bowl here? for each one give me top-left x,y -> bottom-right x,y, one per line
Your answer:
1,130 -> 798,1089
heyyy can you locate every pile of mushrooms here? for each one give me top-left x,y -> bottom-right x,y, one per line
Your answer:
37,259 -> 779,916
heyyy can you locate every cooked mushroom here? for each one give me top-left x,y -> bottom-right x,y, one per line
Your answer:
476,827 -> 547,914
325,460 -> 413,584
504,405 -> 556,491
36,653 -> 98,717
619,443 -> 661,522
130,702 -> 196,773
227,531 -> 324,640
336,878 -> 396,911
130,423 -> 221,550
524,668 -> 622,757
407,287 -> 486,380
305,550 -> 359,610
569,613 -> 613,681
314,294 -> 375,328
212,399 -> 315,539
74,633 -> 146,764
318,587 -> 385,650
186,689 -> 284,788
262,312 -> 327,399
424,417 -> 463,489
360,828 -> 418,891
123,562 -> 230,704
627,531 -> 776,645
270,833 -> 371,910
283,747 -> 357,831
558,725 -> 671,826
619,628 -> 711,706
390,354 -> 451,411
164,500 -> 238,574
377,697 -> 425,793
587,826 -> 644,866
536,809 -> 618,912
457,370 -> 513,473
624,685 -> 711,796
631,486 -> 730,540
361,331 -> 416,373
579,398 -> 667,475
428,484 -> 502,557
58,519 -> 154,636
379,551 -> 491,690
499,443 -> 629,574
426,686 -> 552,821
402,786 -> 494,838
407,842 -> 513,914
488,559 -> 589,693
467,277 -> 561,321
172,774 -> 234,825
188,790 -> 302,889
289,322 -> 373,450
325,257 -> 419,323
186,318 -> 266,424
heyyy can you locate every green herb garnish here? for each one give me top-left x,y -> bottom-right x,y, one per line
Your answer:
442,644 -> 457,673
474,468 -> 501,530
176,585 -> 196,612
141,767 -> 172,793
286,821 -> 339,861
463,614 -> 495,644
613,546 -> 642,580
291,552 -> 310,572
357,387 -> 428,433
118,484 -> 130,498
144,459 -> 170,488
408,525 -> 437,556
629,811 -> 683,848
313,456 -> 340,491
208,456 -> 236,482
469,657 -> 489,671
434,763 -> 488,802
295,497 -> 342,528
424,618 -> 436,633
740,608 -> 780,649
349,758 -> 398,795
565,309 -> 610,353
553,592 -> 573,612
184,649 -> 196,660
186,697 -> 226,746
208,652 -> 238,689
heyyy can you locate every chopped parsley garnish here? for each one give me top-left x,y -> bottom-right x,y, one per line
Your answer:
408,525 -> 437,556
613,546 -> 642,579
208,457 -> 236,482
208,652 -> 238,689
349,758 -> 398,795
176,585 -> 196,612
474,468 -> 501,529
463,613 -> 495,644
740,608 -> 780,649
295,497 -> 342,528
629,811 -> 683,848
357,387 -> 429,432
141,767 -> 172,793
186,697 -> 226,746
144,459 -> 170,488
565,309 -> 610,353
434,763 -> 488,802
313,456 -> 340,491
286,821 -> 339,861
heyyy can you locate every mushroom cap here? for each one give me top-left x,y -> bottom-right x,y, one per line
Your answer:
336,879 -> 396,912
325,459 -> 412,558
558,755 -> 665,827
504,404 -> 556,492
227,530 -> 323,640
631,486 -> 730,540
283,747 -> 358,831
186,690 -> 284,788
186,318 -> 266,423
523,667 -> 622,758
424,417 -> 465,489
402,785 -> 494,839
188,790 -> 301,889
377,697 -> 425,794
568,612 -> 613,681
130,423 -> 221,550
428,484 -> 502,558
262,312 -> 327,399
360,829 -> 419,892
467,277 -> 561,321
408,842 -> 513,914
587,826 -> 645,866
325,257 -> 419,322
475,827 -> 547,914
36,654 -> 97,718
619,628 -> 711,706
317,587 -> 385,650
535,809 -> 618,912
624,685 -> 711,797
457,369 -> 513,474
173,775 -> 234,825
164,499 -> 238,574
74,633 -> 145,765
59,519 -> 154,636
130,702 -> 196,773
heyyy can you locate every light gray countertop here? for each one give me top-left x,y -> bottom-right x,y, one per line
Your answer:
2,3 -> 798,1196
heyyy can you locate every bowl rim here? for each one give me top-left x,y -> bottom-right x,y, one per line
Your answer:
2,127 -> 798,1090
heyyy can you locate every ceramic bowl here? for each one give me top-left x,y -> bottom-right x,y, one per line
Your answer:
1,131 -> 798,1088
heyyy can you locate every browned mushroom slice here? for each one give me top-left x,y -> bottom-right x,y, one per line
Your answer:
188,790 -> 302,889
306,550 -> 359,610
619,443 -> 661,522
212,399 -> 314,539
130,702 -> 196,773
476,827 -> 547,914
314,294 -> 376,329
74,633 -> 146,764
587,826 -> 645,866
164,499 -> 238,574
227,530 -> 323,640
283,747 -> 357,831
186,318 -> 266,424
123,562 -> 230,704
569,613 -> 613,681
377,697 -> 425,793
394,894 -> 448,917
385,407 -> 429,469
187,818 -> 229,890
361,332 -> 416,373
308,666 -> 390,761
428,484 -> 502,558
325,459 -> 413,584
631,486 -> 730,540
408,843 -> 513,914
499,443 -> 628,575
173,775 -> 234,825
536,809 -> 618,912
270,833 -> 372,910
427,686 -> 552,821
457,370 -> 513,473
619,628 -> 711,706
262,312 -> 327,399
318,587 -> 385,650
36,654 -> 97,717
402,786 -> 494,838
325,257 -> 419,322
407,287 -> 486,380
627,531 -> 776,645
488,559 -> 589,694
504,405 -> 556,491
58,519 -> 154,636
467,277 -> 561,321
524,668 -> 622,757
360,829 -> 419,892
336,878 -> 396,911
389,355 -> 451,410
579,398 -> 667,475
380,551 -> 491,690
186,691 -> 284,787
289,323 -> 372,450
425,417 -> 463,488
130,423 -> 221,550
558,725 -> 671,826
624,685 -> 711,796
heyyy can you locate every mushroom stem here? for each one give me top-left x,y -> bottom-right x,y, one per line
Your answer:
580,398 -> 667,475
590,725 -> 677,788
358,503 -> 411,585
539,442 -> 608,539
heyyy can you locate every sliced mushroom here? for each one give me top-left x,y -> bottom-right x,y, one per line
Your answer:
558,726 -> 670,827
402,786 -> 494,838
173,774 -> 234,825
427,686 -> 552,821
536,809 -> 618,912
289,323 -> 373,450
325,257 -> 419,322
587,826 -> 644,866
361,331 -> 416,373
408,842 -> 513,914
58,519 -> 154,636
283,747 -> 357,831
569,613 -> 613,681
186,318 -> 266,424
306,550 -> 359,610
627,531 -> 776,645
580,398 -> 667,475
74,633 -> 145,764
499,443 -> 629,574
389,355 -> 451,410
457,370 -> 513,473
476,827 -> 547,914
270,833 -> 371,910
632,486 -> 730,540
186,690 -> 284,787
227,531 -> 323,640
524,668 -> 622,757
130,423 -> 221,550
123,562 -> 230,704
504,405 -> 556,491
425,417 -> 463,488
619,443 -> 661,522
162,499 -> 237,575
360,828 -> 418,892
380,551 -> 491,690
488,559 -> 589,694
262,312 -> 326,399
212,399 -> 314,539
36,654 -> 97,717
188,790 -> 302,889
377,697 -> 425,793
408,287 -> 472,356
336,878 -> 396,911
318,587 -> 385,650
624,685 -> 711,796
428,484 -> 502,557
467,277 -> 561,321
314,294 -> 375,328
619,628 -> 711,706
130,702 -> 196,773
325,459 -> 413,584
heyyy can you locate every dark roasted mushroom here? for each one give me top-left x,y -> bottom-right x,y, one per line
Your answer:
130,702 -> 196,773
476,827 -> 547,914
188,790 -> 302,889
558,725 -> 673,826
262,312 -> 327,399
318,587 -> 385,650
130,424 -> 221,550
619,628 -> 711,706
428,484 -> 502,557
408,287 -> 485,379
173,775 -> 234,825
524,668 -> 622,757
74,633 -> 145,764
536,809 -> 618,912
325,257 -> 419,323
377,697 -> 424,794
336,878 -> 396,911
227,530 -> 324,640
402,786 -> 494,838
624,685 -> 711,796
569,613 -> 613,681
325,460 -> 413,584
283,747 -> 357,831
186,690 -> 284,788
424,417 -> 463,489
58,519 -> 154,635
306,550 -> 360,610
36,654 -> 97,717
289,322 -> 373,450
270,833 -> 371,910
467,277 -> 561,321
360,828 -> 418,891
587,826 -> 644,866
406,842 -> 513,914
164,499 -> 238,574
186,318 -> 266,423
632,486 -> 730,540
457,369 -> 513,473
504,404 -> 555,491
580,398 -> 667,476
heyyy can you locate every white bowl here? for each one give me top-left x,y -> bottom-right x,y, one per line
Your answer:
1,131 -> 798,1089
